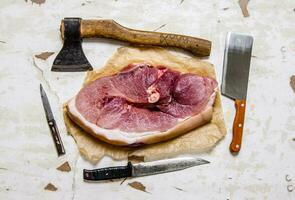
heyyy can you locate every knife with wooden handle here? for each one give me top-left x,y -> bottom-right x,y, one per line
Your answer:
221,32 -> 253,153
40,84 -> 66,156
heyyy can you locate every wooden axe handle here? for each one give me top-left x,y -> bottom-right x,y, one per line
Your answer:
61,19 -> 211,56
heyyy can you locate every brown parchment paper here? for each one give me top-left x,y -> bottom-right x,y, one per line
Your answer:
63,46 -> 226,163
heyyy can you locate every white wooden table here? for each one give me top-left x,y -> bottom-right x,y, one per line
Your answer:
0,0 -> 295,199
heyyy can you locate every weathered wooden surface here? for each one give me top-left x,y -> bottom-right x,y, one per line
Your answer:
0,0 -> 295,199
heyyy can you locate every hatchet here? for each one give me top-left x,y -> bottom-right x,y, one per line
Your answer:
52,18 -> 211,72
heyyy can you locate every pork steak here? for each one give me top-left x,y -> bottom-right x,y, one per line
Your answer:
67,63 -> 218,146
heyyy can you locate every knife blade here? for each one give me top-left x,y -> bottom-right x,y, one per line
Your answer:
221,32 -> 253,153
83,157 -> 209,181
40,84 -> 65,156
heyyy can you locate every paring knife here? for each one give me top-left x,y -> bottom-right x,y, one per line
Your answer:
221,32 -> 253,153
83,157 -> 209,181
40,84 -> 66,156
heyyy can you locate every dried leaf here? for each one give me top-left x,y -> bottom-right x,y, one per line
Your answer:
31,0 -> 46,5
128,155 -> 144,163
128,181 -> 147,193
35,52 -> 54,60
290,75 -> 295,94
239,0 -> 250,17
56,161 -> 71,172
44,183 -> 57,191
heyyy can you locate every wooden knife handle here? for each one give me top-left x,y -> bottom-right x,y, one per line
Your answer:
48,119 -> 66,156
230,99 -> 246,153
74,19 -> 211,56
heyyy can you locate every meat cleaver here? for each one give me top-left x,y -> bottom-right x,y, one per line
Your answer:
221,32 -> 253,153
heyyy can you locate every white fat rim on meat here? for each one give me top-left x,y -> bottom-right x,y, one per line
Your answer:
68,98 -> 166,144
68,86 -> 217,144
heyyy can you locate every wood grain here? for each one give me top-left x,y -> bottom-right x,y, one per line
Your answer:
230,99 -> 246,153
77,19 -> 211,57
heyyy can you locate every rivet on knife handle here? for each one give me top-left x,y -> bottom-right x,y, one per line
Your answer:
230,100 -> 246,153
48,119 -> 66,156
83,162 -> 132,181
61,18 -> 211,57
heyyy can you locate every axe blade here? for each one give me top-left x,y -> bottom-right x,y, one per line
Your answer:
51,40 -> 92,72
51,18 -> 93,72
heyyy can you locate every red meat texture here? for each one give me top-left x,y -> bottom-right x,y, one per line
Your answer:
75,63 -> 217,133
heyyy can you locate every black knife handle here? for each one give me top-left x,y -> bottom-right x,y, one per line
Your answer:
48,119 -> 66,156
83,162 -> 132,181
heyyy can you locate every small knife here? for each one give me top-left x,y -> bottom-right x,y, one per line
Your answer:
221,32 -> 253,153
40,84 -> 65,156
83,157 -> 209,181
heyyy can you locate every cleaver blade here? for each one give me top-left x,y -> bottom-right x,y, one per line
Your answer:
221,32 -> 253,153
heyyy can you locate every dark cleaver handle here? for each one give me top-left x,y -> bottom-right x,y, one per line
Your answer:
83,162 -> 132,181
230,100 -> 246,153
61,19 -> 211,57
